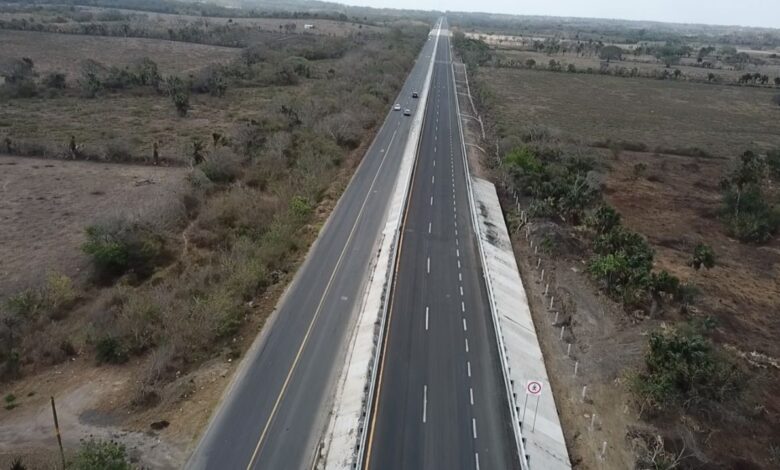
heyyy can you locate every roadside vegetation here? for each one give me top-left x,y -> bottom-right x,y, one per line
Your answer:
0,1 -> 429,456
453,19 -> 779,469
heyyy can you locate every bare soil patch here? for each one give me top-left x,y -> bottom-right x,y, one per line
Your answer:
0,156 -> 186,299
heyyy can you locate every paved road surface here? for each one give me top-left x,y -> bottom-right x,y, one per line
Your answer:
188,22 -> 442,470
364,23 -> 520,470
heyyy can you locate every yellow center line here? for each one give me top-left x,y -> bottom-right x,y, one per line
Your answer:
245,128 -> 399,469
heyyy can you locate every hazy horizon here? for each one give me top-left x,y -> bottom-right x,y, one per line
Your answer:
339,0 -> 780,29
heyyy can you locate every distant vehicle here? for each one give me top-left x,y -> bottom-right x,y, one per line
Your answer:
394,104 -> 401,111
403,108 -> 411,116
412,92 -> 419,98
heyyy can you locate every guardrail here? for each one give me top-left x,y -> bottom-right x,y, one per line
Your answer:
449,42 -> 531,470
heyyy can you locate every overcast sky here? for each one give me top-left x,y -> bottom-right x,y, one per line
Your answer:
341,0 -> 780,28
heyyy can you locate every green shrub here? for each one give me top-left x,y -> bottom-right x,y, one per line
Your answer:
82,218 -> 167,280
290,196 -> 312,219
165,76 -> 190,117
95,336 -> 128,364
690,243 -> 715,270
632,326 -> 742,410
70,439 -> 132,470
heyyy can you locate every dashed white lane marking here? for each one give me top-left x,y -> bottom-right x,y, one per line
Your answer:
472,418 -> 477,439
428,222 -> 432,234
461,301 -> 465,312
432,175 -> 435,184
469,387 -> 474,405
427,256 -> 430,274
455,238 -> 459,246
460,286 -> 464,297
457,260 -> 461,269
467,361 -> 471,377
465,338 -> 469,353
462,317 -> 467,331
422,385 -> 428,423
458,272 -> 462,281
456,248 -> 460,258
430,196 -> 434,206
425,306 -> 429,331
433,159 -> 436,167
475,453 -> 480,470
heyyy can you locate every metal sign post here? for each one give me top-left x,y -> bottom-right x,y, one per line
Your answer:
524,380 -> 543,433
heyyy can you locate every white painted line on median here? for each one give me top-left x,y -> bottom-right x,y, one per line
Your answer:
422,385 -> 428,423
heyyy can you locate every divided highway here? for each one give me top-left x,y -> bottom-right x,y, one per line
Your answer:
364,23 -> 520,470
188,23 -> 442,470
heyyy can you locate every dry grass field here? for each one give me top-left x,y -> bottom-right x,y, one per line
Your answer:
1,85 -> 285,163
473,58 -> 780,468
495,48 -> 780,82
0,156 -> 186,299
0,30 -> 240,80
486,67 -> 780,157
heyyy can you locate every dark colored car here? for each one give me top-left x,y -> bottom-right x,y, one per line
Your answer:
412,92 -> 419,98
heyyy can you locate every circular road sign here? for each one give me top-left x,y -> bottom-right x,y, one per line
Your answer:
526,380 -> 543,396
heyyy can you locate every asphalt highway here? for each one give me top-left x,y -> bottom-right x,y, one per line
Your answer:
188,22 -> 443,470
364,23 -> 520,470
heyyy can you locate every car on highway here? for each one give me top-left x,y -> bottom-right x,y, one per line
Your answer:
412,91 -> 419,98
393,104 -> 401,111
403,108 -> 411,116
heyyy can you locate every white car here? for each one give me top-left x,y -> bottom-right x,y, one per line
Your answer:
393,104 -> 401,111
403,108 -> 411,116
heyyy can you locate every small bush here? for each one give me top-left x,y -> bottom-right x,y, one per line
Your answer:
289,195 -> 312,219
70,439 -> 132,470
104,140 -> 134,162
690,243 -> 715,270
200,148 -> 242,183
42,72 -> 67,89
632,326 -> 742,410
95,336 -> 128,364
82,218 -> 167,280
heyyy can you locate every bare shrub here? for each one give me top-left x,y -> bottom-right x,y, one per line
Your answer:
199,147 -> 242,183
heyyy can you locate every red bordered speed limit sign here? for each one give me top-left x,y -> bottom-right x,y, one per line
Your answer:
526,380 -> 543,396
